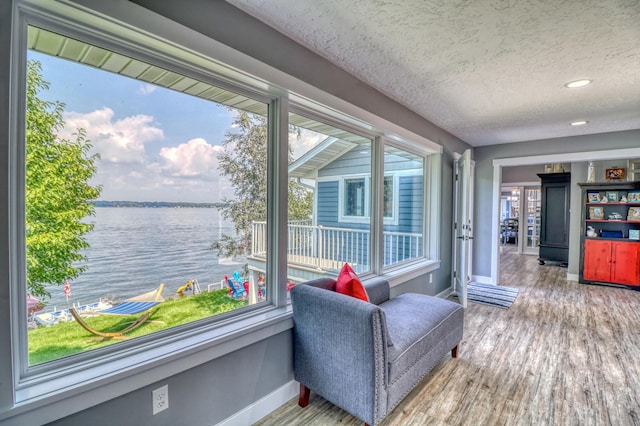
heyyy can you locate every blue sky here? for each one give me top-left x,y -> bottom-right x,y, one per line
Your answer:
29,50 -> 240,203
28,50 -> 325,203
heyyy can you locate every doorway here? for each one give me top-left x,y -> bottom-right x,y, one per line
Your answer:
500,184 -> 540,256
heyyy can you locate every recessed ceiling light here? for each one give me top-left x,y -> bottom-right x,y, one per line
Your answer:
570,120 -> 588,126
564,79 -> 592,88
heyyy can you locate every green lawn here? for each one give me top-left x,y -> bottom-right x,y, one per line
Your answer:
28,289 -> 247,365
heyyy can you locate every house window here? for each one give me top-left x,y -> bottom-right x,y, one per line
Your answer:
23,26 -> 272,365
344,178 -> 366,217
337,174 -> 396,223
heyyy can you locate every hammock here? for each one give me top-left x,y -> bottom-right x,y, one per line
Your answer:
69,284 -> 164,338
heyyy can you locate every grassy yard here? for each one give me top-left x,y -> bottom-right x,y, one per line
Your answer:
28,289 -> 247,365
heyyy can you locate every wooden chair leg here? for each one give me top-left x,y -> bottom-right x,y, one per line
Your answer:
451,344 -> 459,358
298,383 -> 311,407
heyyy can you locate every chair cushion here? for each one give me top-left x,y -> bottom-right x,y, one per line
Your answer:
336,263 -> 369,302
381,293 -> 463,384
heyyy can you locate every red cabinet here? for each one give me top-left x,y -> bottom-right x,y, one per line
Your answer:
583,239 -> 640,286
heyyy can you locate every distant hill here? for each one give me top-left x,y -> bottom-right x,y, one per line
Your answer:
93,200 -> 226,208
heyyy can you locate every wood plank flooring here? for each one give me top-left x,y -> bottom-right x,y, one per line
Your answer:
255,249 -> 640,425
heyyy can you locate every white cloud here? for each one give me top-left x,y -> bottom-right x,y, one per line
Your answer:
57,108 -> 235,203
136,83 -> 157,95
158,138 -> 223,179
61,108 -> 163,164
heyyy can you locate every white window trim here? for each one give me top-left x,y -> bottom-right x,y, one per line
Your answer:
338,174 -> 370,223
5,3 -> 292,420
0,2 -> 445,423
337,173 -> 404,225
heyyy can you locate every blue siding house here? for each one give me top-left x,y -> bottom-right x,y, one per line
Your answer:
283,137 -> 424,272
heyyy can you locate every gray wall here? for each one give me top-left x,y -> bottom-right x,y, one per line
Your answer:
502,164 -> 545,184
0,0 -> 470,424
473,129 -> 640,279
47,332 -> 292,426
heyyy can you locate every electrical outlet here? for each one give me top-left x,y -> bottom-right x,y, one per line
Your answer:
152,385 -> 169,415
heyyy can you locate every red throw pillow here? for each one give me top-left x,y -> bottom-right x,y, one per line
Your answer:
336,263 -> 369,302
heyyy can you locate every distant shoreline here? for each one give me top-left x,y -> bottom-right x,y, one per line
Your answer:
93,200 -> 226,208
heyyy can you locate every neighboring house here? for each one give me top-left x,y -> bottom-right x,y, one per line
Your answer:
289,137 -> 424,271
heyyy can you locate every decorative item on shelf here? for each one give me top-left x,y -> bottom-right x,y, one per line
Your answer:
605,167 -> 625,181
587,161 -> 595,183
629,229 -> 640,240
587,192 -> 600,202
606,191 -> 619,202
628,207 -> 640,221
621,195 -> 628,202
589,206 -> 604,219
553,163 -> 564,173
601,230 -> 623,238
544,164 -> 553,173
628,191 -> 640,202
600,196 -> 608,203
586,226 -> 597,237
608,212 -> 623,221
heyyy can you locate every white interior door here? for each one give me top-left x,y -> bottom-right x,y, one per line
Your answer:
452,149 -> 473,308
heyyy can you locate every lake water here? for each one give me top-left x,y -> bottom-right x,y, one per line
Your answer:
41,207 -> 241,310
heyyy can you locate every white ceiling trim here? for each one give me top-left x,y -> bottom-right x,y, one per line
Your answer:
493,147 -> 640,168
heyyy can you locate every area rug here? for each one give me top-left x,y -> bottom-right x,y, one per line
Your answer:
467,282 -> 519,309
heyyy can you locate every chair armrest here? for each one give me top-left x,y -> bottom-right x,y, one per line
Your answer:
364,278 -> 390,305
291,284 -> 388,422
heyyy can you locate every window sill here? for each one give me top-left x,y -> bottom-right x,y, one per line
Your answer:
379,258 -> 441,287
4,306 -> 293,424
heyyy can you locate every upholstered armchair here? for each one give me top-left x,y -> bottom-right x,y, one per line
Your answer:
291,277 -> 464,426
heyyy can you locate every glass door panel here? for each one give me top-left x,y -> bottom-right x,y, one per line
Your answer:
523,187 -> 541,255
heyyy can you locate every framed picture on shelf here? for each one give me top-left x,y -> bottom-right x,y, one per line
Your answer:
606,191 -> 619,202
605,168 -> 625,180
628,207 -> 640,221
589,206 -> 604,219
628,191 -> 640,202
629,229 -> 640,240
587,192 -> 600,202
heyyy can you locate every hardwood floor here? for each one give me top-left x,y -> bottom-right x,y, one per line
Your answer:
255,249 -> 640,425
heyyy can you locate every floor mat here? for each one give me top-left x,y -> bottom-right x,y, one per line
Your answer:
467,282 -> 519,308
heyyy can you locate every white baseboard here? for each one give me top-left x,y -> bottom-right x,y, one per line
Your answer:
566,273 -> 579,282
436,287 -> 453,298
471,275 -> 493,285
215,380 -> 298,426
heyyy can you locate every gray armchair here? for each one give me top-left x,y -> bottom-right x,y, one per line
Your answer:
291,277 -> 464,426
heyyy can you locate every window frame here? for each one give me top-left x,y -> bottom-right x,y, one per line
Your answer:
1,1 -> 444,422
338,174 -> 400,225
9,3 -> 289,407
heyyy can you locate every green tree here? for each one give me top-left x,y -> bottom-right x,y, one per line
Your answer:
212,111 -> 312,259
25,60 -> 102,298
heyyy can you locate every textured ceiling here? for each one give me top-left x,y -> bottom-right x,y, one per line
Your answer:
226,0 -> 640,146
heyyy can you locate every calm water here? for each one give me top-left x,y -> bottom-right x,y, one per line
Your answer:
41,207 -> 240,309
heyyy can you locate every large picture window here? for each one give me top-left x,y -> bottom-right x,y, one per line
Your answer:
4,4 -> 441,417
24,27 -> 271,365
